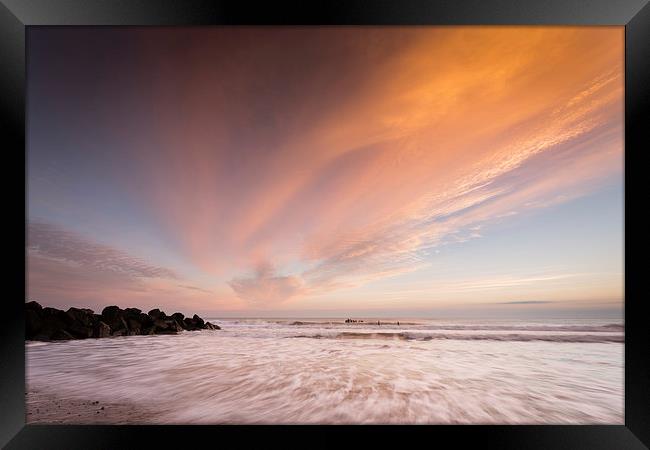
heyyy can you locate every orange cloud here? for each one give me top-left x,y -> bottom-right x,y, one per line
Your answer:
29,27 -> 624,310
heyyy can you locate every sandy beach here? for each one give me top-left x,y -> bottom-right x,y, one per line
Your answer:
26,389 -> 158,425
26,318 -> 624,425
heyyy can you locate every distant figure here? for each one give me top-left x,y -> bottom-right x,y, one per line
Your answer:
377,320 -> 381,326
397,321 -> 400,326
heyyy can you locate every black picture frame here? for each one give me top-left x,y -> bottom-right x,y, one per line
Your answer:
1,0 -> 648,448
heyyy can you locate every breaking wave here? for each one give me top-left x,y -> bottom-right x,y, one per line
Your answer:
291,331 -> 623,343
26,316 -> 624,424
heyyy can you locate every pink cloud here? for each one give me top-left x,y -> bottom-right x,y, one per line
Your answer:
228,262 -> 304,306
29,27 -> 624,310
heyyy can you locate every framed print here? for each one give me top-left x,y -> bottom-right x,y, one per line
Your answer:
1,0 -> 648,448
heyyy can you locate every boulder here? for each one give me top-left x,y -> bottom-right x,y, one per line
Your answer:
126,318 -> 142,335
101,305 -> 122,321
123,307 -> 142,316
33,307 -> 75,340
93,321 -> 111,338
171,319 -> 184,332
183,314 -> 208,331
192,314 -> 205,328
138,312 -> 154,329
67,321 -> 93,339
51,329 -> 75,340
148,308 -> 166,320
26,301 -> 43,312
101,306 -> 128,334
171,313 -> 185,328
183,317 -> 200,331
152,317 -> 182,334
26,302 -> 221,340
25,309 -> 44,339
122,308 -> 146,335
65,307 -> 96,338
66,307 -> 95,325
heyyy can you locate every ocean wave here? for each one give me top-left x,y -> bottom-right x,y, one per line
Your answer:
26,323 -> 624,424
290,332 -> 623,343
218,320 -> 623,333
405,324 -> 624,333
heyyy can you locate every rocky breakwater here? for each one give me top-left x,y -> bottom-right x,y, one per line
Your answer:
25,301 -> 220,341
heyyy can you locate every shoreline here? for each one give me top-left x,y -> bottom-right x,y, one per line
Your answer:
26,389 -> 160,425
25,317 -> 623,425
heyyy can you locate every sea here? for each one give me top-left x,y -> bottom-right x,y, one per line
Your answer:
26,317 -> 624,424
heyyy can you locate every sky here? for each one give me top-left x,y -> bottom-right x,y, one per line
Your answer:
26,27 -> 624,318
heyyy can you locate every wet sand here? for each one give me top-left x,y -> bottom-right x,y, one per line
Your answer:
26,390 -> 158,424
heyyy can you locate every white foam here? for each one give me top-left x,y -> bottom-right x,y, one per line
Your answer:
26,318 -> 624,424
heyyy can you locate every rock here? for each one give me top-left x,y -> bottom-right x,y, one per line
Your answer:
101,306 -> 129,334
171,319 -> 184,332
25,309 -> 44,339
152,317 -> 182,334
171,313 -> 185,329
148,309 -> 166,320
93,321 -> 111,338
139,312 -> 153,324
26,301 -> 43,312
126,317 -> 141,327
51,329 -> 75,340
122,308 -> 147,335
126,318 -> 142,335
66,307 -> 95,325
42,307 -> 74,325
26,302 -> 220,340
65,307 -> 97,338
32,307 -> 75,340
117,316 -> 129,333
168,319 -> 184,333
123,308 -> 142,316
183,317 -> 200,331
183,314 -> 208,331
67,321 -> 93,339
204,322 -> 220,330
101,306 -> 122,321
192,314 -> 205,328
154,329 -> 177,335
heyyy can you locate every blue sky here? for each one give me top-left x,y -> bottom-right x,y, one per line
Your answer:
27,27 -> 624,317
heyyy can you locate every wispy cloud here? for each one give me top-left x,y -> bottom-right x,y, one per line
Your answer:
496,301 -> 553,305
28,222 -> 177,280
177,284 -> 214,294
228,262 -> 304,306
28,27 -> 624,310
219,29 -> 623,305
26,223 -> 236,313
